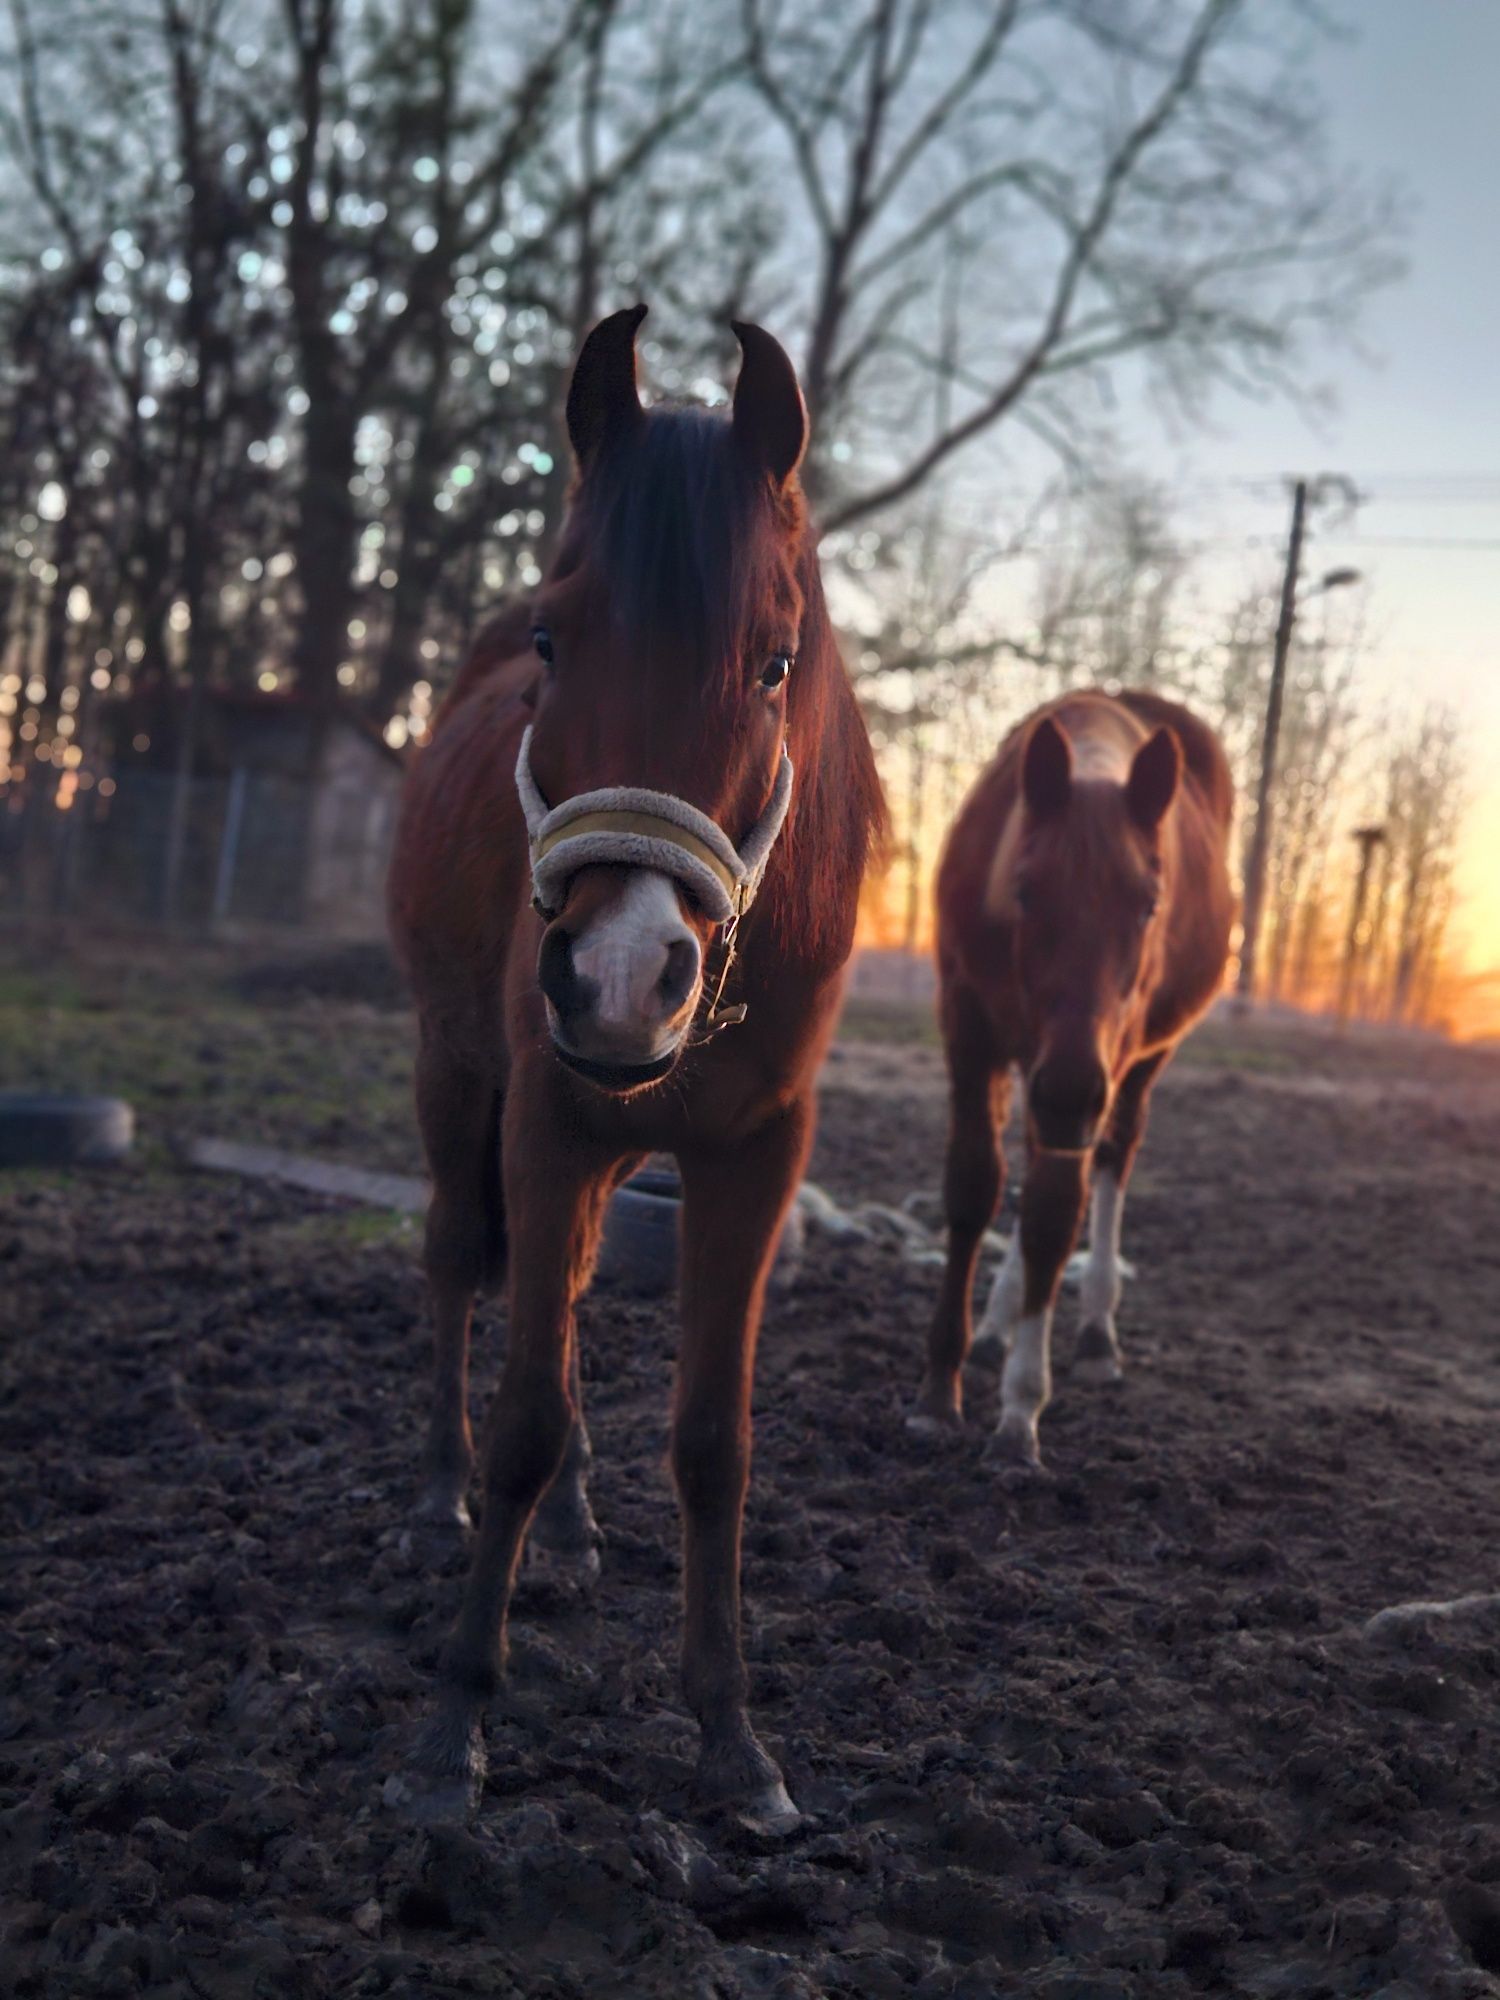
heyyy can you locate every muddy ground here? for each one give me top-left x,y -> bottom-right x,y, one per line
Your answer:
4,945 -> 1500,1997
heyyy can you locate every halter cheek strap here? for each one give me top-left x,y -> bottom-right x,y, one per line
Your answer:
515,724 -> 794,927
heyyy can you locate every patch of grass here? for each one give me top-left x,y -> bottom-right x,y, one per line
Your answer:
837,998 -> 939,1048
0,941 -> 420,1171
1181,1026 -> 1300,1074
270,1206 -> 421,1252
0,965 -> 88,1015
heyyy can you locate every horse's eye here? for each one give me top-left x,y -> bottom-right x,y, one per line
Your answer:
1015,882 -> 1034,915
760,653 -> 793,690
1139,895 -> 1159,929
532,626 -> 554,666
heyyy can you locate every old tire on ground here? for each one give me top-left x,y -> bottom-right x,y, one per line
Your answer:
0,1092 -> 134,1169
594,1165 -> 803,1297
595,1168 -> 684,1295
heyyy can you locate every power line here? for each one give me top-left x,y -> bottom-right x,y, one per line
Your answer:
1319,535 -> 1500,551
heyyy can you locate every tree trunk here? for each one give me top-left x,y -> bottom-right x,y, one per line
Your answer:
291,396 -> 360,732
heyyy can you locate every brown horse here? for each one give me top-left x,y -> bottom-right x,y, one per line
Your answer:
387,307 -> 885,1823
913,690 -> 1233,1469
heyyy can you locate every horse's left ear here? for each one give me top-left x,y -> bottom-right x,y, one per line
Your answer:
730,320 -> 808,489
1126,726 -> 1182,832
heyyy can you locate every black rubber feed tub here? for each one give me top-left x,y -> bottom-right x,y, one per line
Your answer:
0,1092 -> 134,1169
596,1166 -> 803,1297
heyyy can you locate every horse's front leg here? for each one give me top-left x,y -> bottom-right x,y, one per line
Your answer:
913,993 -> 1009,1429
1076,1049 -> 1168,1384
405,1065 -> 613,1817
992,1148 -> 1089,1471
675,1099 -> 811,1828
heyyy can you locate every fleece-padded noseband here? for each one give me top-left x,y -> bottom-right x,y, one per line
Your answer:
515,725 -> 794,926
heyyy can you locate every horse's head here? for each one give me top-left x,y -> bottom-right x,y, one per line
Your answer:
1009,713 -> 1182,1152
521,306 -> 809,1091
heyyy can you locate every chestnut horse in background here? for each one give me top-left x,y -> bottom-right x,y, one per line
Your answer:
914,691 -> 1233,1470
388,307 -> 884,1823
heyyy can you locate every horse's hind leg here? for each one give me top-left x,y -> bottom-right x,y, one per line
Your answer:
913,989 -> 1009,1431
1076,1050 -> 1168,1385
415,1046 -> 502,1531
528,1155 -> 641,1581
526,1339 -> 600,1581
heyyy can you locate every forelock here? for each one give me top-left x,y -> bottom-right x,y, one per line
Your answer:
570,408 -> 785,671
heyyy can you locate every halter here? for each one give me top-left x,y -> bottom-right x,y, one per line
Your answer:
515,725 -> 794,1038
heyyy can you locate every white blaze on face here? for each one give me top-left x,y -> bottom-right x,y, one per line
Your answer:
567,869 -> 702,1059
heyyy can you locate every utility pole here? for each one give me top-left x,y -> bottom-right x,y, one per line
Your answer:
1236,479 -> 1307,1002
1338,824 -> 1387,1023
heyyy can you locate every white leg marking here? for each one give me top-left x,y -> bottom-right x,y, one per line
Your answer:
1079,1170 -> 1124,1322
972,1237 -> 1024,1356
1076,1169 -> 1126,1382
996,1308 -> 1053,1465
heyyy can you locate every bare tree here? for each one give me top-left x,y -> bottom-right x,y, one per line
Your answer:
1261,606 -> 1365,1001
0,0 -> 279,781
0,0 -> 1402,781
739,0 -> 1398,532
1375,707 -> 1464,1023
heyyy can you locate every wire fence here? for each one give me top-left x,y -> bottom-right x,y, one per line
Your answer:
0,765 -> 397,936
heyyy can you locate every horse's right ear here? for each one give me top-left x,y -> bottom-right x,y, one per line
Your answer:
1023,716 -> 1072,820
566,303 -> 648,469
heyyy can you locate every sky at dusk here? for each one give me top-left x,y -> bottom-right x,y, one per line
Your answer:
1123,3 -> 1499,1024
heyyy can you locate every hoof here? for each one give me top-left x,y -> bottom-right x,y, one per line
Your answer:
722,1780 -> 803,1840
392,1706 -> 485,1822
1075,1321 -> 1124,1385
904,1412 -> 957,1442
527,1490 -> 602,1586
985,1419 -> 1049,1482
908,1374 -> 963,1438
524,1535 -> 602,1586
1072,1353 -> 1124,1387
413,1489 -> 472,1535
694,1725 -> 797,1833
905,1403 -> 963,1441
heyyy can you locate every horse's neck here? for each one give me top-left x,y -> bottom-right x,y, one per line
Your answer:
767,611 -> 882,973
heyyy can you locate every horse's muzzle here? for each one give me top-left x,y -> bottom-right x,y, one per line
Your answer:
536,870 -> 703,1088
1028,1053 -> 1110,1154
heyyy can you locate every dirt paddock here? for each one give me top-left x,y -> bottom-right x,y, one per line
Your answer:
4,945 -> 1500,1997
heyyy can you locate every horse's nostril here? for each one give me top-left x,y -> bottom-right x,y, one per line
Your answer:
657,936 -> 700,1016
537,927 -> 583,1018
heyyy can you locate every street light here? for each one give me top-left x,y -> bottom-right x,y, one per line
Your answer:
1338,824 -> 1387,1023
1235,479 -> 1364,1006
1305,566 -> 1363,598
